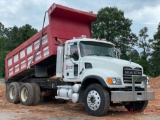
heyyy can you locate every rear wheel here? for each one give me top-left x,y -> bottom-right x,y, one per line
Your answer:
124,100 -> 148,112
6,82 -> 20,104
84,84 -> 110,116
20,83 -> 34,106
31,83 -> 41,105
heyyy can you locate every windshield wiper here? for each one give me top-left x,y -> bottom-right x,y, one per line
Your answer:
103,54 -> 112,57
88,54 -> 99,56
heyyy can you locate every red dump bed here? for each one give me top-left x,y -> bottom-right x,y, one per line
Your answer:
5,3 -> 96,80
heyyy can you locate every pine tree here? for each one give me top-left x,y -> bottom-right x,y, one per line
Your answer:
138,27 -> 152,75
150,23 -> 160,77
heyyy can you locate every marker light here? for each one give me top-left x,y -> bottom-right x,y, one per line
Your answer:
107,78 -> 113,85
81,35 -> 86,38
107,77 -> 122,85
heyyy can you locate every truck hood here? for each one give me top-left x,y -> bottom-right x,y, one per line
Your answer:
82,56 -> 143,78
82,56 -> 142,68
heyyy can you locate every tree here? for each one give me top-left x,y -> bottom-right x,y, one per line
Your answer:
0,22 -> 8,77
5,24 -> 38,52
18,24 -> 38,44
5,26 -> 19,51
0,22 -> 5,37
128,49 -> 140,63
92,7 -> 138,60
138,27 -> 152,60
0,37 -> 8,77
137,27 -> 152,75
150,23 -> 160,77
0,23 -> 38,77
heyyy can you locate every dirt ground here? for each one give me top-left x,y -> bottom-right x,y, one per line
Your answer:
0,77 -> 160,120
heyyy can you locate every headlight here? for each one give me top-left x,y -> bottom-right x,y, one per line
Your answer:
147,76 -> 150,85
146,76 -> 150,88
107,77 -> 122,85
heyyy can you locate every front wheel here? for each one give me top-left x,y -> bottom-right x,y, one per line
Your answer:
124,100 -> 148,112
84,84 -> 110,116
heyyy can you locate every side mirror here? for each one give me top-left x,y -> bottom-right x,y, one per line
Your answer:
70,52 -> 79,61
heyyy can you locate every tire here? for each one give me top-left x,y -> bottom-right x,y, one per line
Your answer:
84,83 -> 110,116
6,82 -> 20,104
20,83 -> 34,106
124,100 -> 148,112
31,83 -> 41,105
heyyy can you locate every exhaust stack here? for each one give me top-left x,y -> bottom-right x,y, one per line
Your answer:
56,38 -> 63,77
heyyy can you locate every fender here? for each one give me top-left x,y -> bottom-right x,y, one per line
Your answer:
81,75 -> 108,89
78,75 -> 108,103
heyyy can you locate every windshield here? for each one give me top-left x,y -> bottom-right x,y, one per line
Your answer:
80,41 -> 115,57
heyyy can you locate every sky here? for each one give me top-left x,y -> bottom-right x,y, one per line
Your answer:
0,0 -> 160,39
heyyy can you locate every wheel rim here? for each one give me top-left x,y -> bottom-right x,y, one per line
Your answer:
21,87 -> 28,102
9,86 -> 15,100
87,90 -> 101,111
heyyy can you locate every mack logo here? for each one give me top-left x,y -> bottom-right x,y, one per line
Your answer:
124,70 -> 142,75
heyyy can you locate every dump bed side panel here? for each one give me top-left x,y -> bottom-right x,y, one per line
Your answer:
5,26 -> 54,80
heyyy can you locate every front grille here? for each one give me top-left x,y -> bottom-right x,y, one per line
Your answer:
123,67 -> 142,84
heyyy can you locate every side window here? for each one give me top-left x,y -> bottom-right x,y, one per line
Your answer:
70,44 -> 79,61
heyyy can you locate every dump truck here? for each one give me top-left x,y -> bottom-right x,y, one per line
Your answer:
5,3 -> 155,116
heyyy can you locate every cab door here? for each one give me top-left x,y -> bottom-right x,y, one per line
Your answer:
63,42 -> 80,81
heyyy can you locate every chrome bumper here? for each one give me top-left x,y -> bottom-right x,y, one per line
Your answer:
111,75 -> 155,101
111,91 -> 155,101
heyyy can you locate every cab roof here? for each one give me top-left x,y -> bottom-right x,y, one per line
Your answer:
65,38 -> 115,46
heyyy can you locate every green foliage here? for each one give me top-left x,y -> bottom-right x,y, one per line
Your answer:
149,23 -> 160,77
5,24 -> 38,52
92,7 -> 138,60
0,22 -> 5,37
0,23 -> 7,77
0,37 -> 8,77
138,27 -> 152,60
136,27 -> 152,75
128,49 -> 140,63
0,22 -> 37,77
